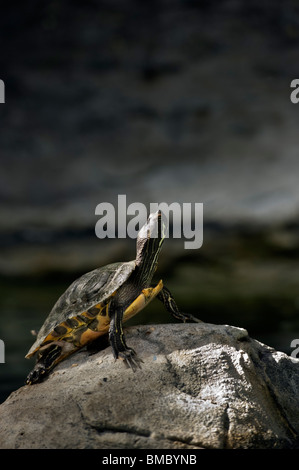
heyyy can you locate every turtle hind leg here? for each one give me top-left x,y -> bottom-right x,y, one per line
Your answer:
26,341 -> 76,385
157,286 -> 202,323
26,343 -> 62,385
26,361 -> 51,385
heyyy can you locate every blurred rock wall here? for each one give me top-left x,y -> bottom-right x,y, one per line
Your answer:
1,1 -> 299,275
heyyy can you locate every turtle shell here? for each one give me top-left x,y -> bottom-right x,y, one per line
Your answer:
26,260 -> 136,358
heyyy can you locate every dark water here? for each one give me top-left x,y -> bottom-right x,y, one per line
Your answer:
0,277 -> 66,403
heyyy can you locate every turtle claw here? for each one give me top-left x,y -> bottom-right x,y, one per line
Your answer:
26,364 -> 47,385
182,313 -> 202,323
118,348 -> 143,372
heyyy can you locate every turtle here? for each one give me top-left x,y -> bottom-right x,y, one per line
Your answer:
25,210 -> 201,384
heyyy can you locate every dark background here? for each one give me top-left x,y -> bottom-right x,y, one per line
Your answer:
1,0 -> 299,403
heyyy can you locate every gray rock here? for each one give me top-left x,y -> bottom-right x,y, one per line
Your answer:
0,323 -> 299,449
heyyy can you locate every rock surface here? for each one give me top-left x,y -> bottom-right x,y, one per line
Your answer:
0,322 -> 299,449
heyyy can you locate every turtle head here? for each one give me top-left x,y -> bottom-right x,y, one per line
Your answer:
135,211 -> 166,278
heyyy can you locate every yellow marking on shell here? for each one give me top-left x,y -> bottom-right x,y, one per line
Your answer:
77,328 -> 107,346
73,280 -> 163,347
34,302 -> 107,351
27,281 -> 163,355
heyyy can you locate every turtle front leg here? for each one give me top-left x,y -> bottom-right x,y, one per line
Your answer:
157,286 -> 202,323
108,304 -> 143,372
